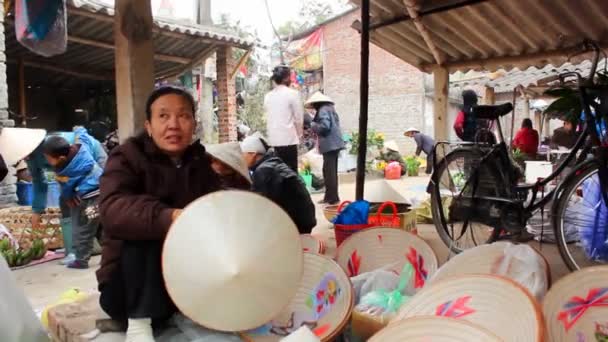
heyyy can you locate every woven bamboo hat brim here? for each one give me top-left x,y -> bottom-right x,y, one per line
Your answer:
241,253 -> 354,342
431,242 -> 550,300
0,128 -> 46,165
392,274 -> 545,341
206,142 -> 252,184
542,266 -> 608,342
300,234 -> 325,254
163,190 -> 303,332
370,316 -> 502,342
335,228 -> 437,291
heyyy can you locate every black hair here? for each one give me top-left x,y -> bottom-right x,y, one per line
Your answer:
271,65 -> 291,85
462,89 -> 478,115
41,136 -> 71,158
522,118 -> 533,129
145,85 -> 196,120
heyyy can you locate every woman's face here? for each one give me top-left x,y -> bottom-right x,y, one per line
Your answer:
145,94 -> 195,157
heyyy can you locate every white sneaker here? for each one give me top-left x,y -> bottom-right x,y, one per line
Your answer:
59,253 -> 76,265
126,318 -> 155,342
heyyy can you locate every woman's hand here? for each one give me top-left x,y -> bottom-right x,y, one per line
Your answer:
171,209 -> 183,222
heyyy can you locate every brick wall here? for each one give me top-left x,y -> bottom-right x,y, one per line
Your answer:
216,47 -> 237,142
0,4 -> 16,207
321,11 -> 426,155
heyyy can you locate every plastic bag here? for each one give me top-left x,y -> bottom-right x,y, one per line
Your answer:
15,0 -> 67,57
355,263 -> 414,317
384,162 -> 401,180
332,200 -> 370,225
156,314 -> 242,342
351,269 -> 400,305
494,243 -> 547,300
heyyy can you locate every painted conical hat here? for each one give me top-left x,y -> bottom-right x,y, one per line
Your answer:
431,242 -> 550,300
370,316 -> 502,341
163,190 -> 303,332
242,253 -> 354,342
0,128 -> 46,165
393,274 -> 545,341
542,266 -> 608,342
300,234 -> 325,255
206,142 -> 252,183
335,228 -> 437,292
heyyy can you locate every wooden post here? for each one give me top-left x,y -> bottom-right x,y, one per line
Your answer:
356,0 -> 370,201
18,59 -> 26,126
484,86 -> 495,105
114,0 -> 155,141
433,67 -> 449,141
523,97 -> 531,120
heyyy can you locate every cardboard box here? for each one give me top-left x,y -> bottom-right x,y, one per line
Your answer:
351,310 -> 393,340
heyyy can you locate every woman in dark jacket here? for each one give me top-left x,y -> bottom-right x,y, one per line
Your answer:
305,92 -> 345,205
98,86 -> 221,341
206,142 -> 252,190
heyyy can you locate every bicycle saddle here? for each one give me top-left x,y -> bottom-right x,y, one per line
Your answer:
473,103 -> 514,120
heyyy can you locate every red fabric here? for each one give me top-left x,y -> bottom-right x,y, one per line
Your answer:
454,110 -> 465,139
512,127 -> 539,155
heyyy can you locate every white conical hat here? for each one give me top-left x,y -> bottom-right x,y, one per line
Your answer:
383,140 -> 400,153
162,190 -> 304,332
305,92 -> 334,107
0,128 -> 46,165
370,316 -> 502,341
404,127 -> 420,134
364,179 -> 410,205
206,142 -> 252,184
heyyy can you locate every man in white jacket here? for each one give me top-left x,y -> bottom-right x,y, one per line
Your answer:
264,65 -> 304,172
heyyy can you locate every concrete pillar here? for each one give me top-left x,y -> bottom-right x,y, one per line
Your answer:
114,0 -> 155,141
523,97 -> 531,120
197,67 -> 215,143
216,46 -> 237,142
0,3 -> 17,207
433,67 -> 449,141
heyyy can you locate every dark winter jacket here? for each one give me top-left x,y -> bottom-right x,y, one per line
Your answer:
311,104 -> 345,154
251,152 -> 316,234
0,154 -> 7,182
97,133 -> 221,284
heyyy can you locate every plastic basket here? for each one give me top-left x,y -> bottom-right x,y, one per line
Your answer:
334,201 -> 399,247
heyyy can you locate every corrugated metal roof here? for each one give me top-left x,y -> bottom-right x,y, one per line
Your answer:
451,59 -> 607,93
350,0 -> 608,73
5,0 -> 253,82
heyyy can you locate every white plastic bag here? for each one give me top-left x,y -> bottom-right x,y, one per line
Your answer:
494,243 -> 548,300
350,261 -> 404,304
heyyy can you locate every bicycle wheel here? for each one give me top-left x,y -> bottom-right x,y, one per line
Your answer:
553,162 -> 608,271
430,148 -> 502,254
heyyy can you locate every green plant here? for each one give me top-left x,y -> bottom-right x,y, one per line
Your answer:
349,130 -> 385,155
405,156 -> 421,176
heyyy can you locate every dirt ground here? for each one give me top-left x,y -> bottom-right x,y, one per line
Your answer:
14,175 -> 571,313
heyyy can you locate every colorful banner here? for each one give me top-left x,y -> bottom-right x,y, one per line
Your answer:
286,29 -> 323,72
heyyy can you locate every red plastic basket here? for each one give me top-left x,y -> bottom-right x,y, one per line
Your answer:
334,201 -> 399,247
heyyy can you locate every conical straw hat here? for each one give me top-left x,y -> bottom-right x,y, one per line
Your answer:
335,228 -> 437,292
364,179 -> 410,205
431,242 -> 550,300
242,253 -> 354,342
542,266 -> 608,342
370,316 -> 502,342
163,190 -> 304,332
206,142 -> 252,184
300,234 -> 325,254
0,128 -> 46,165
383,140 -> 400,153
304,92 -> 334,107
393,274 -> 545,341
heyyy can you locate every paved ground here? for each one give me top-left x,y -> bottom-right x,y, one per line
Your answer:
14,175 -> 571,313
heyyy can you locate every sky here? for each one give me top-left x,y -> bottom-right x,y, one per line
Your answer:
99,0 -> 350,44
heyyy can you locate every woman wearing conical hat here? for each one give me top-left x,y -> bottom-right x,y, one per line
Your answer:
205,141 -> 251,190
305,92 -> 345,205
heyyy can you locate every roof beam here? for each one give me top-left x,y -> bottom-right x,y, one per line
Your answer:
230,49 -> 252,80
8,59 -> 113,81
158,44 -> 218,80
402,0 -> 445,65
422,42 -> 608,73
67,35 -> 191,64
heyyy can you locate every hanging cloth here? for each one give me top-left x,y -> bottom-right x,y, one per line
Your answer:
15,0 -> 67,57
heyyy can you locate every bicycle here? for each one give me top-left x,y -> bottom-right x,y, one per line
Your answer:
429,41 -> 608,271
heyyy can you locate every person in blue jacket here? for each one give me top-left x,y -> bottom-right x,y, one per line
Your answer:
26,127 -> 106,265
40,132 -> 104,269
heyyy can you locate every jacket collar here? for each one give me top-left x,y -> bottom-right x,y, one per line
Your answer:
137,132 -> 204,165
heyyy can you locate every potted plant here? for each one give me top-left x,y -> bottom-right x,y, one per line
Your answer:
405,156 -> 421,177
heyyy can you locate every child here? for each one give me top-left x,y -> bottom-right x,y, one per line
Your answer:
41,134 -> 103,269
